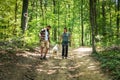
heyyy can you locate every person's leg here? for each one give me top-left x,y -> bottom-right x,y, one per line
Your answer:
40,41 -> 45,59
65,45 -> 68,58
62,45 -> 65,59
43,41 -> 49,59
40,47 -> 44,57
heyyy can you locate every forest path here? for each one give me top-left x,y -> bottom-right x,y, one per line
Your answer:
0,47 -> 110,80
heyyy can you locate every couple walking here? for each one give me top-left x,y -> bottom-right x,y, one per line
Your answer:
39,25 -> 71,60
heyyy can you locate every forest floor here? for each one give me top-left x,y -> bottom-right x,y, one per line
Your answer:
0,46 -> 111,80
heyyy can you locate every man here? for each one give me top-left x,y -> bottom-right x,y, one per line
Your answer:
39,25 -> 51,60
61,27 -> 71,59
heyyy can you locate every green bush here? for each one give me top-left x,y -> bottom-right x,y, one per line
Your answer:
93,50 -> 120,80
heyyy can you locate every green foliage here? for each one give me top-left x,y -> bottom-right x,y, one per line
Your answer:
0,1 -> 120,79
0,0 -> 119,47
93,49 -> 120,80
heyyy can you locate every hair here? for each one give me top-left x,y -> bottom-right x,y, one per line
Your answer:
64,27 -> 67,29
64,27 -> 67,31
47,25 -> 51,28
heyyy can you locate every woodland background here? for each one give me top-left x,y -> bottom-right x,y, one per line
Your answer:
0,0 -> 120,79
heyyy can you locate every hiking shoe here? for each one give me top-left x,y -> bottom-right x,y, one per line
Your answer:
65,57 -> 67,59
40,57 -> 43,60
43,56 -> 47,60
40,55 -> 43,60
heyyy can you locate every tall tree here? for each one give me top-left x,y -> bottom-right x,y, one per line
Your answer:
116,0 -> 120,38
44,0 -> 48,25
40,0 -> 45,26
109,0 -> 112,28
53,0 -> 57,41
89,0 -> 96,53
102,0 -> 106,36
21,0 -> 29,33
35,0 -> 38,21
81,0 -> 84,46
57,0 -> 60,41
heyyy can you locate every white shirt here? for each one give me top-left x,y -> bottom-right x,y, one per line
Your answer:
45,29 -> 49,41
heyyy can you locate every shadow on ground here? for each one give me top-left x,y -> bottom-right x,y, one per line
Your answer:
0,47 -> 111,80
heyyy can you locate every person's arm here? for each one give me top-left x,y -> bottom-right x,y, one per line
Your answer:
39,31 -> 41,37
39,29 -> 45,41
48,35 -> 50,42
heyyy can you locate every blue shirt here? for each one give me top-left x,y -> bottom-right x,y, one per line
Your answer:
62,32 -> 70,45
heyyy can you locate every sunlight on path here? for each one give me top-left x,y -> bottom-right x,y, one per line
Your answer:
71,47 -> 92,58
34,47 -> 110,80
73,47 -> 92,52
0,47 -> 111,80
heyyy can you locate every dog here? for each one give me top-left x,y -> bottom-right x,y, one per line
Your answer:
50,44 -> 59,58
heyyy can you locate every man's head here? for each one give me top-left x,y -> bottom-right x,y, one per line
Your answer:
64,27 -> 67,32
47,25 -> 51,30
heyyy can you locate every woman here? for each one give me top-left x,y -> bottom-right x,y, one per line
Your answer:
61,27 -> 71,59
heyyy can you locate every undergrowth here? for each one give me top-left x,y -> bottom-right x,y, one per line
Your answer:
92,48 -> 120,80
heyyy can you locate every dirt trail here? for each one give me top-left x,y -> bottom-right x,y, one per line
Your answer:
0,47 -> 111,80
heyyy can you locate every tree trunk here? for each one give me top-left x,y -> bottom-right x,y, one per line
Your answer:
68,4 -> 72,46
13,0 -> 18,35
35,0 -> 38,22
64,2 -> 67,27
102,0 -> 106,36
81,0 -> 84,46
21,0 -> 29,33
109,0 -> 112,28
116,0 -> 120,38
96,0 -> 100,35
89,0 -> 96,53
53,0 -> 57,41
78,1 -> 81,46
57,0 -> 60,41
94,0 -> 97,36
44,0 -> 47,25
40,0 -> 44,26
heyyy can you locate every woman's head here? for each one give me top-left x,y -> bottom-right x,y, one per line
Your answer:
64,27 -> 67,32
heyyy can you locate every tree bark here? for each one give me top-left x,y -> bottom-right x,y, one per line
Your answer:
89,0 -> 96,53
40,0 -> 44,26
21,0 -> 29,33
35,0 -> 38,21
109,0 -> 112,28
57,0 -> 60,41
96,0 -> 100,35
116,0 -> 120,38
53,0 -> 57,41
64,2 -> 67,27
81,0 -> 84,46
102,0 -> 106,36
44,0 -> 47,25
